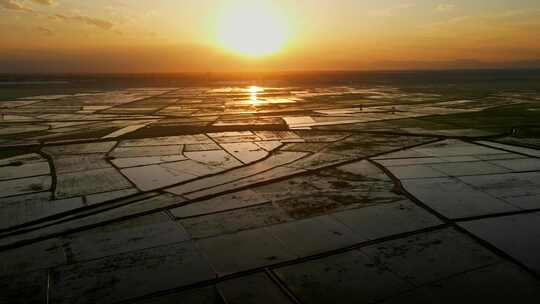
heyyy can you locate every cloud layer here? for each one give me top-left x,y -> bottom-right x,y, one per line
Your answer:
54,14 -> 114,30
0,0 -> 33,12
30,0 -> 55,6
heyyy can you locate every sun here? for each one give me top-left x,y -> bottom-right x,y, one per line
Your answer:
215,1 -> 288,57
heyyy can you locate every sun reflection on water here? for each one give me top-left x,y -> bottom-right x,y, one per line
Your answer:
247,86 -> 262,105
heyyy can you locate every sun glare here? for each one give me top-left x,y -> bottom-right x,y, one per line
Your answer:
216,1 -> 288,57
248,85 -> 261,93
246,86 -> 262,105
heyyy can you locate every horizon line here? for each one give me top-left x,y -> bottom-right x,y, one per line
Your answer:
2,67 -> 540,77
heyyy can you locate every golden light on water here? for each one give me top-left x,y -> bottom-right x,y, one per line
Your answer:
249,85 -> 261,93
247,85 -> 262,105
250,94 -> 258,104
215,1 -> 288,57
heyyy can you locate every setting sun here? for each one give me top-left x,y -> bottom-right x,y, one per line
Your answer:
215,1 -> 288,57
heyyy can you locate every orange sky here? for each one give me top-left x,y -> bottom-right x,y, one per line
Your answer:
1,0 -> 540,73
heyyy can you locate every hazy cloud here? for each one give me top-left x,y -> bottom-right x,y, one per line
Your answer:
30,0 -> 55,5
427,9 -> 540,31
54,13 -> 114,30
369,2 -> 416,17
0,0 -> 33,12
436,4 -> 455,12
35,26 -> 53,36
419,9 -> 540,58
